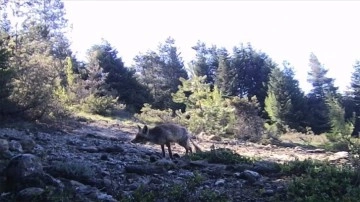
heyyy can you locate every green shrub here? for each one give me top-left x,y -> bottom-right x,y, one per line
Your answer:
135,76 -> 266,143
279,159 -> 360,201
172,76 -> 236,136
134,103 -> 175,124
121,185 -> 155,202
231,96 -> 265,142
280,158 -> 324,176
198,188 -> 229,202
81,94 -> 118,115
186,171 -> 204,189
120,172 -> 228,202
190,147 -> 253,165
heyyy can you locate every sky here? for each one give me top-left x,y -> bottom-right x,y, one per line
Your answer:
63,1 -> 360,94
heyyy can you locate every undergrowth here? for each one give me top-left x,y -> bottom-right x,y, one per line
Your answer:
278,159 -> 360,201
189,147 -> 254,164
119,171 -> 229,202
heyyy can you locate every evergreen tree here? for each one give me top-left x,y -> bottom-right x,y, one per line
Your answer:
86,40 -> 152,112
228,43 -> 276,112
265,66 -> 291,133
282,64 -> 307,130
326,96 -> 354,140
190,41 -> 218,85
215,48 -> 234,96
306,53 -> 338,134
0,0 -> 72,119
134,37 -> 187,110
265,62 -> 306,133
349,60 -> 360,136
0,37 -> 13,116
172,75 -> 234,135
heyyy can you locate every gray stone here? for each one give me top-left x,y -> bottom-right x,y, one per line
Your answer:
0,139 -> 9,153
215,179 -> 225,186
16,187 -> 45,201
4,154 -> 44,191
20,138 -> 36,152
240,170 -> 261,183
9,140 -> 23,153
5,154 -> 43,179
77,146 -> 99,153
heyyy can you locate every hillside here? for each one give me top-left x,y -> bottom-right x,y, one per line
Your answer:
0,117 -> 354,201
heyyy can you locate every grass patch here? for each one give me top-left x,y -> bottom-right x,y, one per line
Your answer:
190,148 -> 254,165
279,132 -> 330,147
278,159 -> 360,201
74,109 -> 137,126
119,172 -> 229,202
75,111 -> 117,122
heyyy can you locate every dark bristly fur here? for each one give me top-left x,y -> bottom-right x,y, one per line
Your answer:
131,123 -> 202,159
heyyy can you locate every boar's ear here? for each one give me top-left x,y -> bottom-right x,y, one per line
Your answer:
137,125 -> 141,132
143,125 -> 148,134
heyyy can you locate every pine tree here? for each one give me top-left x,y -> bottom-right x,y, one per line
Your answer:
172,75 -> 234,135
134,37 -> 187,110
349,61 -> 360,136
265,67 -> 291,133
190,41 -> 218,85
0,37 -> 13,116
229,43 -> 276,112
265,62 -> 306,133
86,40 -> 151,112
215,48 -> 234,96
306,53 -> 338,134
326,96 -> 354,140
1,0 -> 72,118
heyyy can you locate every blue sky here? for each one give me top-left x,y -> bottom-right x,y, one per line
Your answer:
63,1 -> 360,94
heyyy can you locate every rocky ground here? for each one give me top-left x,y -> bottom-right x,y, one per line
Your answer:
0,118 -> 350,201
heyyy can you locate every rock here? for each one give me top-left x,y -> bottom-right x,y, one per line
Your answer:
5,154 -> 43,178
4,154 -> 44,191
276,185 -> 286,193
226,164 -> 252,172
16,187 -> 45,201
239,170 -> 261,183
86,133 -> 98,139
329,151 -> 349,161
149,155 -> 159,162
125,165 -> 166,175
178,170 -> 195,179
210,135 -> 222,142
77,146 -> 99,153
100,154 -> 109,161
68,179 -> 118,202
253,161 -> 281,174
234,172 -> 241,178
0,139 -> 9,153
172,153 -> 181,159
154,158 -> 176,169
307,148 -> 326,153
9,140 -> 23,153
99,145 -> 124,153
0,150 -> 13,160
149,177 -> 163,185
262,189 -> 275,196
20,138 -> 36,152
0,128 -> 26,140
215,179 -> 225,186
32,144 -> 46,159
189,160 -> 209,167
97,192 -> 118,202
203,164 -> 227,177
